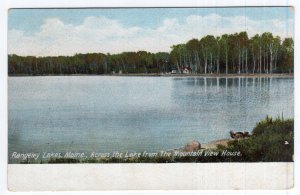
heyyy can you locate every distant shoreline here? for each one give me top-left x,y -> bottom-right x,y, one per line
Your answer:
8,73 -> 294,78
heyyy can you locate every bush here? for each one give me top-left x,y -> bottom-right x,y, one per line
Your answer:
226,116 -> 294,162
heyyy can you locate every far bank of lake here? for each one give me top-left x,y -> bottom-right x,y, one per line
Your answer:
8,73 -> 294,78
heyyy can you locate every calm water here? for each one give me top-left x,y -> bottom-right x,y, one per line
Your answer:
8,76 -> 294,161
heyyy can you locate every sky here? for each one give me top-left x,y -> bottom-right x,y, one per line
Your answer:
8,7 -> 294,56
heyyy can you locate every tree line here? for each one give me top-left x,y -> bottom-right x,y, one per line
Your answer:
8,31 -> 294,75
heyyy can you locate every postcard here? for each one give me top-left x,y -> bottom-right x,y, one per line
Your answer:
6,4 -> 294,191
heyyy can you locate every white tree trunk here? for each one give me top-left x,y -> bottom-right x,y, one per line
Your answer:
245,49 -> 248,73
252,49 -> 256,74
210,53 -> 213,74
238,51 -> 241,74
259,47 -> 262,74
225,50 -> 228,74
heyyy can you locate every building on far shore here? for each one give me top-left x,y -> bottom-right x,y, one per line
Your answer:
182,67 -> 192,74
171,70 -> 177,74
170,66 -> 192,74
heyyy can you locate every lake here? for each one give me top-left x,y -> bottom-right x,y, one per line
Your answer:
8,76 -> 294,162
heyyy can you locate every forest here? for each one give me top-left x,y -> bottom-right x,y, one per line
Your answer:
8,31 -> 294,75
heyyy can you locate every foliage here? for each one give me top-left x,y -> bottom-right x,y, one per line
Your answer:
225,116 -> 294,162
8,31 -> 293,75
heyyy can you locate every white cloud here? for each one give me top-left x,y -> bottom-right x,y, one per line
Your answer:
8,14 -> 294,56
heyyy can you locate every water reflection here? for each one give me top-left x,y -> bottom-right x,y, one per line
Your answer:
173,77 -> 277,91
173,77 -> 276,88
171,77 -> 293,122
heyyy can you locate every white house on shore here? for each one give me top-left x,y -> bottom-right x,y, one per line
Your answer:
170,66 -> 192,74
171,70 -> 177,74
182,67 -> 192,74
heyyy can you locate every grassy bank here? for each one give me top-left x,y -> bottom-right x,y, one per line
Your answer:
220,116 -> 294,162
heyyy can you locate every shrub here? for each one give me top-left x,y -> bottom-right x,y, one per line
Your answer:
226,116 -> 294,162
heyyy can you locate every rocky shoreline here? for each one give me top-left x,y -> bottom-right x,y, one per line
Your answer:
201,139 -> 230,149
167,139 -> 230,154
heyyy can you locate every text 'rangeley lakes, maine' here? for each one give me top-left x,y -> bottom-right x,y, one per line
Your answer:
8,7 -> 294,163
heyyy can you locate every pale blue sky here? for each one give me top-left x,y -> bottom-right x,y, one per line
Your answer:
8,7 -> 294,56
9,7 -> 293,34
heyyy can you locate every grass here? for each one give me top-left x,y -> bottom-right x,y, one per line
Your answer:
223,116 -> 294,162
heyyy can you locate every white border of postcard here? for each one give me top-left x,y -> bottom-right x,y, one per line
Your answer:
1,0 -> 300,194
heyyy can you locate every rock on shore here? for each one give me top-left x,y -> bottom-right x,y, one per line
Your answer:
201,139 -> 229,149
183,140 -> 201,152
